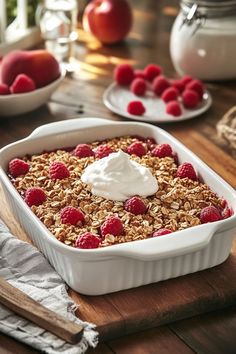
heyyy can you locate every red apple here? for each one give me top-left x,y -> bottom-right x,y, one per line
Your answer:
1,50 -> 60,88
83,0 -> 133,44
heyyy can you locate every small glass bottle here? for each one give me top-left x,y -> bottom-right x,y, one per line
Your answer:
170,0 -> 236,81
37,0 -> 78,70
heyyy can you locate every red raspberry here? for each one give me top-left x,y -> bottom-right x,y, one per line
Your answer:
95,144 -> 113,159
124,196 -> 147,215
186,79 -> 204,99
176,162 -> 197,181
114,63 -> 134,86
49,161 -> 70,180
161,87 -> 178,103
25,187 -> 47,207
75,232 -> 101,249
8,158 -> 30,178
127,141 -> 147,157
0,83 -> 10,95
130,78 -> 147,96
222,206 -> 233,219
144,64 -> 162,81
219,198 -> 227,208
146,137 -> 157,151
171,79 -> 185,93
131,135 -> 146,142
60,206 -> 85,225
173,152 -> 179,165
153,228 -> 172,237
152,76 -> 170,96
166,101 -> 182,117
182,89 -> 200,109
101,216 -> 124,237
146,137 -> 157,145
10,74 -> 36,94
200,206 -> 222,223
180,75 -> 193,87
151,143 -> 173,158
127,100 -> 146,116
73,144 -> 94,158
134,69 -> 146,80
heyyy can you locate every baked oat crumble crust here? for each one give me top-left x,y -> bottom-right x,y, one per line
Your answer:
12,136 -> 224,248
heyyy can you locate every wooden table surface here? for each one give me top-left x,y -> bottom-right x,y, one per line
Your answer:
1,0 -> 236,353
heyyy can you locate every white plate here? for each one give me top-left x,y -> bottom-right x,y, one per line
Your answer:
103,82 -> 212,123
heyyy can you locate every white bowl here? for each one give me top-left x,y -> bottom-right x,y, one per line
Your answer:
0,67 -> 66,117
0,118 -> 236,295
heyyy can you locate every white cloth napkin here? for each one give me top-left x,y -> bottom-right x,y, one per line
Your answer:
0,219 -> 98,353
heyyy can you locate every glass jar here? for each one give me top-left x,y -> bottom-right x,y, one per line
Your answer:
170,0 -> 236,80
37,0 -> 78,65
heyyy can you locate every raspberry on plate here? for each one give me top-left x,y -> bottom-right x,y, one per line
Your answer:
101,216 -> 124,237
75,232 -> 101,249
114,63 -> 134,86
130,78 -> 147,96
60,206 -> 85,225
134,69 -> 146,80
153,228 -> 172,237
25,187 -> 47,207
151,143 -> 173,158
0,83 -> 10,95
127,100 -> 146,116
144,64 -> 161,81
127,141 -> 147,157
166,101 -> 182,117
95,144 -> 113,159
171,79 -> 185,93
176,162 -> 197,181
182,89 -> 200,109
200,206 -> 222,223
49,161 -> 70,180
124,196 -> 147,215
9,158 -> 30,178
161,87 -> 178,103
180,75 -> 193,87
73,144 -> 94,158
10,74 -> 36,94
152,75 -> 170,96
186,79 -> 204,99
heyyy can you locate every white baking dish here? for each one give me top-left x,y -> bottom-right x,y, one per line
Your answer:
1,118 -> 236,295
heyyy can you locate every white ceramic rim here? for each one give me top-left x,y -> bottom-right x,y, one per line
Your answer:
0,118 -> 235,262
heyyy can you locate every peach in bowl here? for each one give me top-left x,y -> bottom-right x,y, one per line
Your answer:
0,50 -> 66,117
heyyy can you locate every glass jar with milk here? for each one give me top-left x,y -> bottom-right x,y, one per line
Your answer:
170,0 -> 236,80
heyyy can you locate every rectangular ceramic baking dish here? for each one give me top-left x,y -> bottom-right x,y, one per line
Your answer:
1,118 -> 236,295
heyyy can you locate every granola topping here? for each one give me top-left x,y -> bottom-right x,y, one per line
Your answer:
9,135 -> 227,248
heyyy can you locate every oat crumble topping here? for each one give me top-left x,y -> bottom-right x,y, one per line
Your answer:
11,136 -> 224,248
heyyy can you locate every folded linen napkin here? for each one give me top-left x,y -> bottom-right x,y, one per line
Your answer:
0,219 -> 98,353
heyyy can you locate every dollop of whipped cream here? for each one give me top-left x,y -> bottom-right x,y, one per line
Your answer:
81,150 -> 158,201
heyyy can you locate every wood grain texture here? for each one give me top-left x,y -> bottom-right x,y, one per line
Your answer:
107,327 -> 195,354
170,306 -> 236,354
0,278 -> 83,344
0,333 -> 40,354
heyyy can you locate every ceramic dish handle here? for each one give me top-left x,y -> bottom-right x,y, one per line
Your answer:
106,223 -> 219,261
28,118 -> 111,139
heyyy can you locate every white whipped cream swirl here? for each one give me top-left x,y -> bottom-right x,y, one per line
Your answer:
81,150 -> 158,201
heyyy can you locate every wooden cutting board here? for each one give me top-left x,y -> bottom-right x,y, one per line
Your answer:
1,184 -> 236,341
